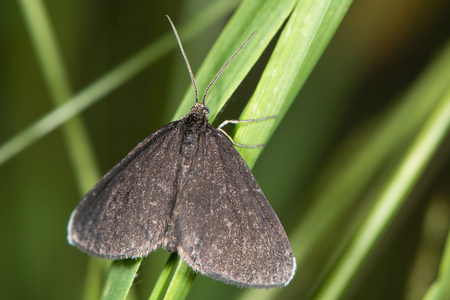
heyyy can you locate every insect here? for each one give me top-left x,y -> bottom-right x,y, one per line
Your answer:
67,16 -> 295,288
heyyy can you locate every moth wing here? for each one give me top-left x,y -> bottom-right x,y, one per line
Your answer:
68,121 -> 182,260
176,127 -> 296,288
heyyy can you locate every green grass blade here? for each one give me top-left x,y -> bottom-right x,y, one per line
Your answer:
148,253 -> 179,300
236,0 -> 353,168
100,259 -> 143,300
162,258 -> 197,300
18,0 -> 100,191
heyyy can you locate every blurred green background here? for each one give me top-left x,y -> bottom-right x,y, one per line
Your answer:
1,0 -> 450,299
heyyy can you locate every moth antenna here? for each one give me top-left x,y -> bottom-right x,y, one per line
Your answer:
202,30 -> 256,104
167,15 -> 199,103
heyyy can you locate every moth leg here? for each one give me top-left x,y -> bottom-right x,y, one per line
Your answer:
217,116 -> 277,148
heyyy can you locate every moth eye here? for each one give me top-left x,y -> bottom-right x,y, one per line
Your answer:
205,107 -> 209,114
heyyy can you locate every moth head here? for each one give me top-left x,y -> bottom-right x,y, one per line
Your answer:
189,102 -> 209,120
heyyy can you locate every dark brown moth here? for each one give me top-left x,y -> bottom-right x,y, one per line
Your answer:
67,16 -> 296,288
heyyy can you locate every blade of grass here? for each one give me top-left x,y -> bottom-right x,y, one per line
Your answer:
236,0 -> 353,168
148,253 -> 179,300
313,62 -> 450,300
100,259 -> 143,300
18,0 -> 100,192
0,0 -> 240,167
163,258 -> 197,300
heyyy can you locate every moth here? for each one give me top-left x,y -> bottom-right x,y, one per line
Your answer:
68,16 -> 296,288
